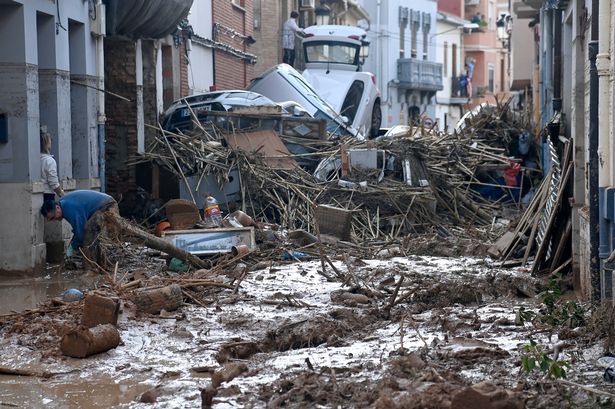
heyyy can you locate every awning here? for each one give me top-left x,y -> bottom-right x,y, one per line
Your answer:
103,0 -> 193,39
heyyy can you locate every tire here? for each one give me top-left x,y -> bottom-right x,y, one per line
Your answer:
369,101 -> 382,139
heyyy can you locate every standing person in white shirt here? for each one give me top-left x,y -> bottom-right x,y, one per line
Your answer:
282,11 -> 304,67
40,127 -> 64,201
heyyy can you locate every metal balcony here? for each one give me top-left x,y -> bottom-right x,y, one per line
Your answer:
397,59 -> 444,92
449,77 -> 470,104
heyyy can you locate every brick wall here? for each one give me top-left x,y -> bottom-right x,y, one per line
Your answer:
105,38 -> 137,200
253,0 -> 285,77
213,0 -> 255,89
180,40 -> 190,97
105,38 -> 160,206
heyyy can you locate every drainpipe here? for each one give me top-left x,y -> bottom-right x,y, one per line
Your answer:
597,0 -> 612,299
551,8 -> 561,113
96,0 -> 106,192
211,1 -> 216,89
376,0 -> 382,106
588,0 -> 599,300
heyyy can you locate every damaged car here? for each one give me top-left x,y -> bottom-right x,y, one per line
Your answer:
246,64 -> 363,139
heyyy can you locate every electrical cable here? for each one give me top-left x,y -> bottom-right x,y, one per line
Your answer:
56,0 -> 67,34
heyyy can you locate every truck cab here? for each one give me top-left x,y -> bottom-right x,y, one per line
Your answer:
301,25 -> 381,138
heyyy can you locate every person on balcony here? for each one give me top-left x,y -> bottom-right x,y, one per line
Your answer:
282,11 -> 304,67
459,71 -> 468,97
465,63 -> 474,98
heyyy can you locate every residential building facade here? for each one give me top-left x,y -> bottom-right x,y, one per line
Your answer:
211,0 -> 256,89
0,0 -> 100,273
0,0 -> 193,274
360,0 -> 442,127
513,0 -> 615,301
433,10 -> 472,131
463,0 -> 510,105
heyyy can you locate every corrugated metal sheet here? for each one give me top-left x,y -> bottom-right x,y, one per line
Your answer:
103,0 -> 193,39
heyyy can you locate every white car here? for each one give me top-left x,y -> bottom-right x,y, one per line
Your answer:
301,25 -> 382,138
247,64 -> 361,138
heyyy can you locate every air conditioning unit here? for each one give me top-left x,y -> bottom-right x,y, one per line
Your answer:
90,2 -> 106,36
465,0 -> 480,6
301,0 -> 315,8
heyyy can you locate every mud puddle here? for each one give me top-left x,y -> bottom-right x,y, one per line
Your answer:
0,375 -> 151,408
0,267 -> 101,314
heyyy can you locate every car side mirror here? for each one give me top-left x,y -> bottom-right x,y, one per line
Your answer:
341,116 -> 349,124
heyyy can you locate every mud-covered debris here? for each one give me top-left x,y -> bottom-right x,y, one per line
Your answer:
131,284 -> 183,315
438,337 -> 510,363
451,381 -> 525,409
140,388 -> 161,403
60,324 -> 121,358
216,340 -> 260,363
211,362 -> 248,388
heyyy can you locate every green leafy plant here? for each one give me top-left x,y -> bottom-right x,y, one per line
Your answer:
521,339 -> 571,379
541,272 -> 563,313
515,272 -> 587,329
515,306 -> 537,326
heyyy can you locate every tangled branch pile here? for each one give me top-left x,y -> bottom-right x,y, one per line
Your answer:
135,100 -> 534,244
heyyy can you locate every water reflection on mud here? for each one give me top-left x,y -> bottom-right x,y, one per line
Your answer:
0,375 -> 150,408
0,267 -> 101,314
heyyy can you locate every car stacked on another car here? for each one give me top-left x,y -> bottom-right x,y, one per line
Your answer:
247,64 -> 363,139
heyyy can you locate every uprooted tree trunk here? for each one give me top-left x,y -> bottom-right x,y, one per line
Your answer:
131,284 -> 183,314
82,205 -> 208,270
60,324 -> 121,358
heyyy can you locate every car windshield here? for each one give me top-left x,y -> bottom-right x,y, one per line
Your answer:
304,41 -> 360,65
283,71 -> 352,134
285,71 -> 342,119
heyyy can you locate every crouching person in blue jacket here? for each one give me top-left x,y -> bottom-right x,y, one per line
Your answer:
40,190 -> 118,266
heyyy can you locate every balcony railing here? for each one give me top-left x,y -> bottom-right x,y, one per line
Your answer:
451,76 -> 463,98
397,59 -> 443,92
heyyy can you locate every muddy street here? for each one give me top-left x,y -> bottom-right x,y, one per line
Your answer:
0,244 -> 612,408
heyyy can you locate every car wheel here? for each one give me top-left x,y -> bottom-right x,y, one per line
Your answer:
369,102 -> 382,138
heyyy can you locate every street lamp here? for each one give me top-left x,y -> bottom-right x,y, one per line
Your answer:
315,1 -> 331,26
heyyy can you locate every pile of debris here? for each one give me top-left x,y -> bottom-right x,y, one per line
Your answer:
133,99 -> 536,249
490,113 -> 572,276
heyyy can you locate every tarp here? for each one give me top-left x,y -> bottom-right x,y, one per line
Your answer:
103,0 -> 193,39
